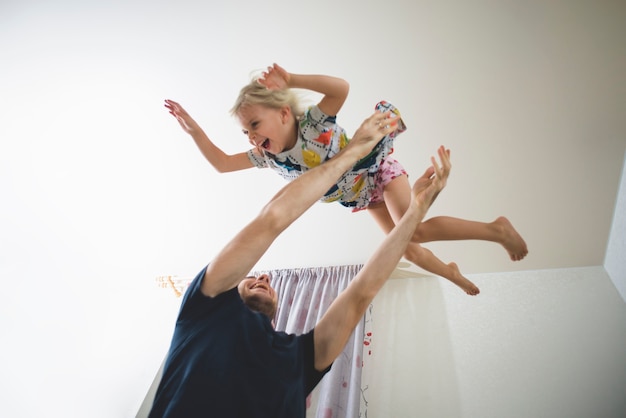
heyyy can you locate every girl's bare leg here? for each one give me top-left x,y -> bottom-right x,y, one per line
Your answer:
404,241 -> 480,295
415,216 -> 528,261
368,174 -> 480,295
379,167 -> 528,261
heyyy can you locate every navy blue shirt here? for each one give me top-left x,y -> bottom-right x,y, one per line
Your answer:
149,266 -> 330,418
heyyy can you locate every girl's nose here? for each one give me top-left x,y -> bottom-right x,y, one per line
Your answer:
248,133 -> 259,146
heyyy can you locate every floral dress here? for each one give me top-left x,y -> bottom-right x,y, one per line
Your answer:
247,101 -> 406,211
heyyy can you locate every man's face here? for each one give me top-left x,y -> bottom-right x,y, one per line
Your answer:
237,274 -> 278,319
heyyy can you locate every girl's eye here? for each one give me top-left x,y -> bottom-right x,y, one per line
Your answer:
242,129 -> 249,135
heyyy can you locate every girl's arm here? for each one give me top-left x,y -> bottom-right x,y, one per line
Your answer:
258,63 -> 349,117
164,99 -> 254,173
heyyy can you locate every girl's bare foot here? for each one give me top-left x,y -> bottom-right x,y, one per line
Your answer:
448,262 -> 480,296
494,216 -> 528,261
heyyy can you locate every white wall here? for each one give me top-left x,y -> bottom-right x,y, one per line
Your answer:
365,266 -> 626,418
363,155 -> 626,417
1,1 -> 625,417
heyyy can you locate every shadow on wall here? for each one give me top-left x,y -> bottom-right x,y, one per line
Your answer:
363,264 -> 462,417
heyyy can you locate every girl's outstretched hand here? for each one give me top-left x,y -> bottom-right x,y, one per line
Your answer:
258,63 -> 290,90
164,99 -> 201,135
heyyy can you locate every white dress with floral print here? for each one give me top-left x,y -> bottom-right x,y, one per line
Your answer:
247,101 -> 405,211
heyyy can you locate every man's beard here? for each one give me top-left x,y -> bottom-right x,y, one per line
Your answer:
244,294 -> 276,319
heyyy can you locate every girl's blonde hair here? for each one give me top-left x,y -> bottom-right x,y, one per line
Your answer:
230,78 -> 304,118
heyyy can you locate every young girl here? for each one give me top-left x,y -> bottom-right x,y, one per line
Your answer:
164,63 -> 528,295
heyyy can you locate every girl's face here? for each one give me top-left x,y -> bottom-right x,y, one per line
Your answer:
237,104 -> 296,155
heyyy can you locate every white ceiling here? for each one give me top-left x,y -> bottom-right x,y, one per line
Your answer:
1,1 -> 624,417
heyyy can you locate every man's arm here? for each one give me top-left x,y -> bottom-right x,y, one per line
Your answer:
200,111 -> 399,297
313,146 -> 451,371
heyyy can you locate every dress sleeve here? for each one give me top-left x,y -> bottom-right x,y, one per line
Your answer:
305,105 -> 337,132
247,149 -> 268,168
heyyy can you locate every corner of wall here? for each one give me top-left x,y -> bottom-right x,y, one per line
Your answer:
605,148 -> 626,303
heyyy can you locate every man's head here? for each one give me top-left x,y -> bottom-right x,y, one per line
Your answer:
237,274 -> 278,319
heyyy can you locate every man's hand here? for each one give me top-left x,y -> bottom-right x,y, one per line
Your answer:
347,111 -> 399,159
164,99 -> 202,136
412,146 -> 451,210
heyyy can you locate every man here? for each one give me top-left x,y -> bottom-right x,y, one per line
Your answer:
148,110 -> 451,418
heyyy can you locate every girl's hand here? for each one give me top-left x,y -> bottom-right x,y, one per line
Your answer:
258,63 -> 290,90
164,99 -> 201,135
